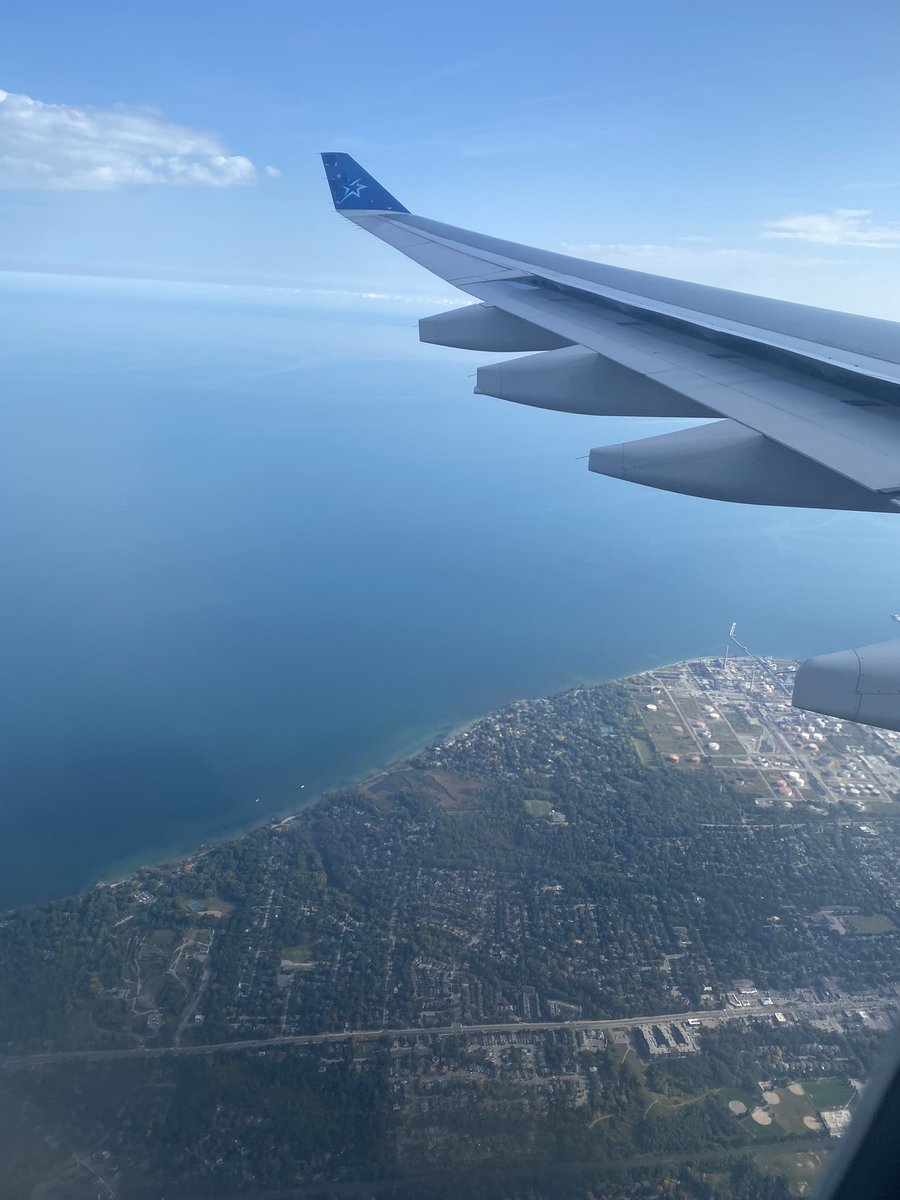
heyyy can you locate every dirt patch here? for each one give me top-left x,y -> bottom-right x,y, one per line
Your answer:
362,767 -> 485,811
803,1115 -> 824,1131
788,1082 -> 805,1096
363,771 -> 416,801
728,1100 -> 748,1115
425,769 -> 486,810
751,1107 -> 773,1125
763,1090 -> 780,1105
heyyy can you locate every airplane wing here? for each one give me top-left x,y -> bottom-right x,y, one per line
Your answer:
322,153 -> 900,734
322,152 -> 900,515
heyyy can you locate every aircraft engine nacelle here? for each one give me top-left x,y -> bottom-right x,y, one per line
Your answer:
418,305 -> 573,352
793,639 -> 900,731
475,346 -> 714,417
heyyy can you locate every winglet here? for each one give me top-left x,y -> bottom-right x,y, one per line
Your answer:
321,152 -> 409,214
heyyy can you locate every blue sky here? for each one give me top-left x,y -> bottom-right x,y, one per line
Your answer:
3,0 -> 900,315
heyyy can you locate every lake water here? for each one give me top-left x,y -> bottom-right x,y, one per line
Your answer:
1,272 -> 898,907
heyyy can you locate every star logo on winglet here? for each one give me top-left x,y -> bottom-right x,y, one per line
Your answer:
338,178 -> 367,203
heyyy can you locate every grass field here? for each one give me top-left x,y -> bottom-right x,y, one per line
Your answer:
806,1078 -> 854,1110
722,1082 -> 827,1142
845,913 -> 896,934
182,894 -> 234,916
147,927 -> 177,948
719,1087 -> 757,1110
757,1148 -> 827,1195
723,707 -> 756,735
770,1086 -> 819,1135
280,941 -> 312,962
523,798 -> 552,817
738,1111 -> 781,1141
631,737 -> 654,765
720,767 -> 770,793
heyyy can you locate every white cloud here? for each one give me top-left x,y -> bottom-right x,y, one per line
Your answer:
265,165 -> 282,179
0,89 -> 257,190
763,209 -> 900,247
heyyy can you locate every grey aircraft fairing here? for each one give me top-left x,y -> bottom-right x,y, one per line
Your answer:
320,153 -> 900,737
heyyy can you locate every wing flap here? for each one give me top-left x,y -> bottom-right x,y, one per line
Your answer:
466,278 -> 900,495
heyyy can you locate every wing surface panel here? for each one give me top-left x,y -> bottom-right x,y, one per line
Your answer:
325,154 -> 900,509
348,212 -> 900,389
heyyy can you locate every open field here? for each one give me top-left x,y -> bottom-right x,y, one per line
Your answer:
806,1078 -> 855,1110
182,895 -> 234,917
148,927 -> 178,948
769,1085 -> 820,1135
757,1147 -> 827,1195
845,914 -> 896,934
524,798 -> 553,817
363,767 -> 485,813
280,941 -> 312,962
720,1087 -> 757,1114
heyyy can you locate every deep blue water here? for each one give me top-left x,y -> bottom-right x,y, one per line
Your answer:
1,273 -> 898,907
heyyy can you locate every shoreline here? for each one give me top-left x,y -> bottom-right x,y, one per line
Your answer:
20,649 -> 794,912
93,706 -> 496,888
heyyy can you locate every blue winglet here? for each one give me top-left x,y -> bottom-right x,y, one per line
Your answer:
321,152 -> 409,214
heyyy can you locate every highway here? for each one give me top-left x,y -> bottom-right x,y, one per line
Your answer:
0,996 -> 868,1070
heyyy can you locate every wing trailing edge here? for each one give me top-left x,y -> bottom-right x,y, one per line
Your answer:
322,151 -> 900,514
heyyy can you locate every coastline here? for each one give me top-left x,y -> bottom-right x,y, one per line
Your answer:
89,706 -> 495,893
22,648 -> 791,912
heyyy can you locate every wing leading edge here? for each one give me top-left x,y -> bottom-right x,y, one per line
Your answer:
321,153 -> 900,733
321,152 -> 900,511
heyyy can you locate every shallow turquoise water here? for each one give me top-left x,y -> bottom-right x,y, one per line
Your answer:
1,273 -> 898,906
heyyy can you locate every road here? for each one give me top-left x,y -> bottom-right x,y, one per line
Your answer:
0,996 -> 868,1070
